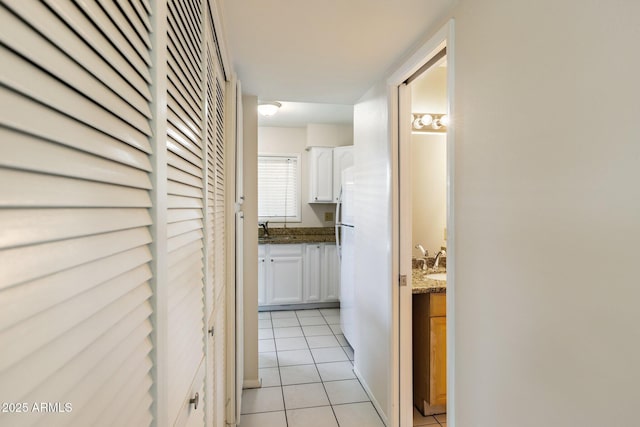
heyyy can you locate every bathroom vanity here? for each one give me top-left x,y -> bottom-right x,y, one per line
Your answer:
412,269 -> 447,415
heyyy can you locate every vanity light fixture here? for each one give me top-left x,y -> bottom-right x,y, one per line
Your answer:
258,101 -> 282,117
412,113 -> 449,133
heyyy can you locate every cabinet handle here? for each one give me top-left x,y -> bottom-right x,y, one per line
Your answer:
190,392 -> 199,410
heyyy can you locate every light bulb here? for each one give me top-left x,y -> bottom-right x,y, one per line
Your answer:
440,114 -> 450,126
419,114 -> 433,127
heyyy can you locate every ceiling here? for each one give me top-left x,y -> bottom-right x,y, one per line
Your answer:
257,101 -> 353,127
221,0 -> 454,107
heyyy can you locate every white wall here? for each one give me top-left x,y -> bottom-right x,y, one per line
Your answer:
411,133 -> 447,257
258,125 -> 352,228
450,1 -> 640,425
355,1 -> 640,426
411,66 -> 448,257
242,95 -> 259,387
353,82 -> 393,421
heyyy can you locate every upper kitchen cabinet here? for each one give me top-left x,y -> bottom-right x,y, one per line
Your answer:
308,146 -> 334,203
308,146 -> 353,203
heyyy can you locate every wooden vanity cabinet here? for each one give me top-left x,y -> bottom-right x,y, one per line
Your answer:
413,292 -> 447,414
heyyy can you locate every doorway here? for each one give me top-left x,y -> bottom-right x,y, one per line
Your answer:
389,20 -> 455,427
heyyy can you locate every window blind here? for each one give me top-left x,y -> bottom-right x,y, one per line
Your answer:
258,156 -> 300,220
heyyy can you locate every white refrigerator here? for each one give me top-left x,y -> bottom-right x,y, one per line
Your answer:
335,166 -> 356,349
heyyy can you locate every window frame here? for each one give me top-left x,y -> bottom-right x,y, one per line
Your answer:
257,153 -> 302,223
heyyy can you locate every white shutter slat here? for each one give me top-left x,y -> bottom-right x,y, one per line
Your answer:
168,93 -> 203,136
0,286 -> 152,402
139,0 -> 152,16
168,152 -> 203,179
0,169 -> 152,209
168,108 -> 204,153
167,208 -> 204,224
168,240 -> 203,269
0,207 -> 151,250
0,1 -> 154,425
0,227 -> 151,291
73,0 -> 152,76
0,131 -> 151,190
129,0 -> 152,34
167,219 -> 205,239
168,132 -> 204,167
0,246 -> 151,331
115,0 -> 152,49
0,89 -> 152,171
167,3 -> 202,82
167,229 -> 204,253
0,47 -> 151,145
167,58 -> 202,120
0,7 -> 151,123
2,0 -> 151,103
167,33 -> 202,98
0,265 -> 151,372
168,180 -> 205,199
42,0 -> 152,85
168,164 -> 205,189
168,195 -> 204,210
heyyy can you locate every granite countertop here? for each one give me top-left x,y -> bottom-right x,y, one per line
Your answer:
258,227 -> 336,244
412,267 -> 446,294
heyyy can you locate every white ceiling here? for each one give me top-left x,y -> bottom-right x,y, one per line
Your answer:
221,0 -> 454,106
257,101 -> 353,127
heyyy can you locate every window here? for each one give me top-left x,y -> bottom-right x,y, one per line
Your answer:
258,154 -> 301,222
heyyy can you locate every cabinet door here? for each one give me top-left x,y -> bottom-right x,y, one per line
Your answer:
258,257 -> 267,306
332,146 -> 354,202
429,316 -> 447,406
268,256 -> 304,304
304,244 -> 322,302
309,147 -> 333,203
321,244 -> 340,301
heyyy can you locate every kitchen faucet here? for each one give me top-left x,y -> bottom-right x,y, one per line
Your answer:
433,249 -> 446,268
259,221 -> 269,238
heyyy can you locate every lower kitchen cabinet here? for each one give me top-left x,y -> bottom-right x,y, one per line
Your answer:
413,292 -> 447,415
259,243 -> 339,307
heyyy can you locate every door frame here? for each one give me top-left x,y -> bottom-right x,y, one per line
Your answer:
388,20 -> 456,427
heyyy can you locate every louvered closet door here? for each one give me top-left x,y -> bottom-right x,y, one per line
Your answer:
204,2 -> 227,425
166,0 -> 207,425
0,1 -> 154,426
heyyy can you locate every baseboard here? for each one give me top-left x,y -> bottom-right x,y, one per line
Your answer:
242,378 -> 262,389
258,301 -> 340,312
353,365 -> 389,426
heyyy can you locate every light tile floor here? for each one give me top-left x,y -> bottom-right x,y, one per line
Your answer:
240,308 -> 385,427
243,307 -> 447,427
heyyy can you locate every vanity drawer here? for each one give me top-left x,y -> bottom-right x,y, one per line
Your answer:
429,293 -> 446,317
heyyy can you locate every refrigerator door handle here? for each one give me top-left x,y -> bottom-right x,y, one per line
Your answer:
335,187 -> 343,260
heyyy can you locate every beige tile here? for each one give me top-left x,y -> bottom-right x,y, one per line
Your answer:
333,402 -> 384,427
435,414 -> 447,423
311,347 -> 348,363
320,308 -> 340,316
275,337 -> 308,351
335,334 -> 349,346
259,339 -> 276,353
272,317 -> 300,328
286,406 -> 338,427
295,309 -> 322,317
277,349 -> 314,366
273,326 -> 304,338
280,364 -> 321,385
259,367 -> 281,387
259,319 -> 273,329
316,361 -> 356,381
306,335 -> 340,349
324,379 -> 369,405
258,311 -> 271,320
241,386 -> 284,414
259,328 -> 274,339
323,314 -> 341,325
329,324 -> 343,334
282,383 -> 329,409
238,411 -> 286,427
271,310 -> 297,319
259,352 -> 278,368
413,406 -> 439,425
298,316 -> 327,326
302,325 -> 333,336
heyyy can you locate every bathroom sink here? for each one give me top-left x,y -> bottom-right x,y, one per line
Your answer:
426,273 -> 446,281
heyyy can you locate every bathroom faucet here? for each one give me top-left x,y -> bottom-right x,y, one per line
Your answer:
433,249 -> 446,268
415,244 -> 429,270
259,221 -> 269,238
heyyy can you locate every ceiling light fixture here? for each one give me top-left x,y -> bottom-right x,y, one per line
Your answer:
411,113 -> 449,133
258,101 -> 282,117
